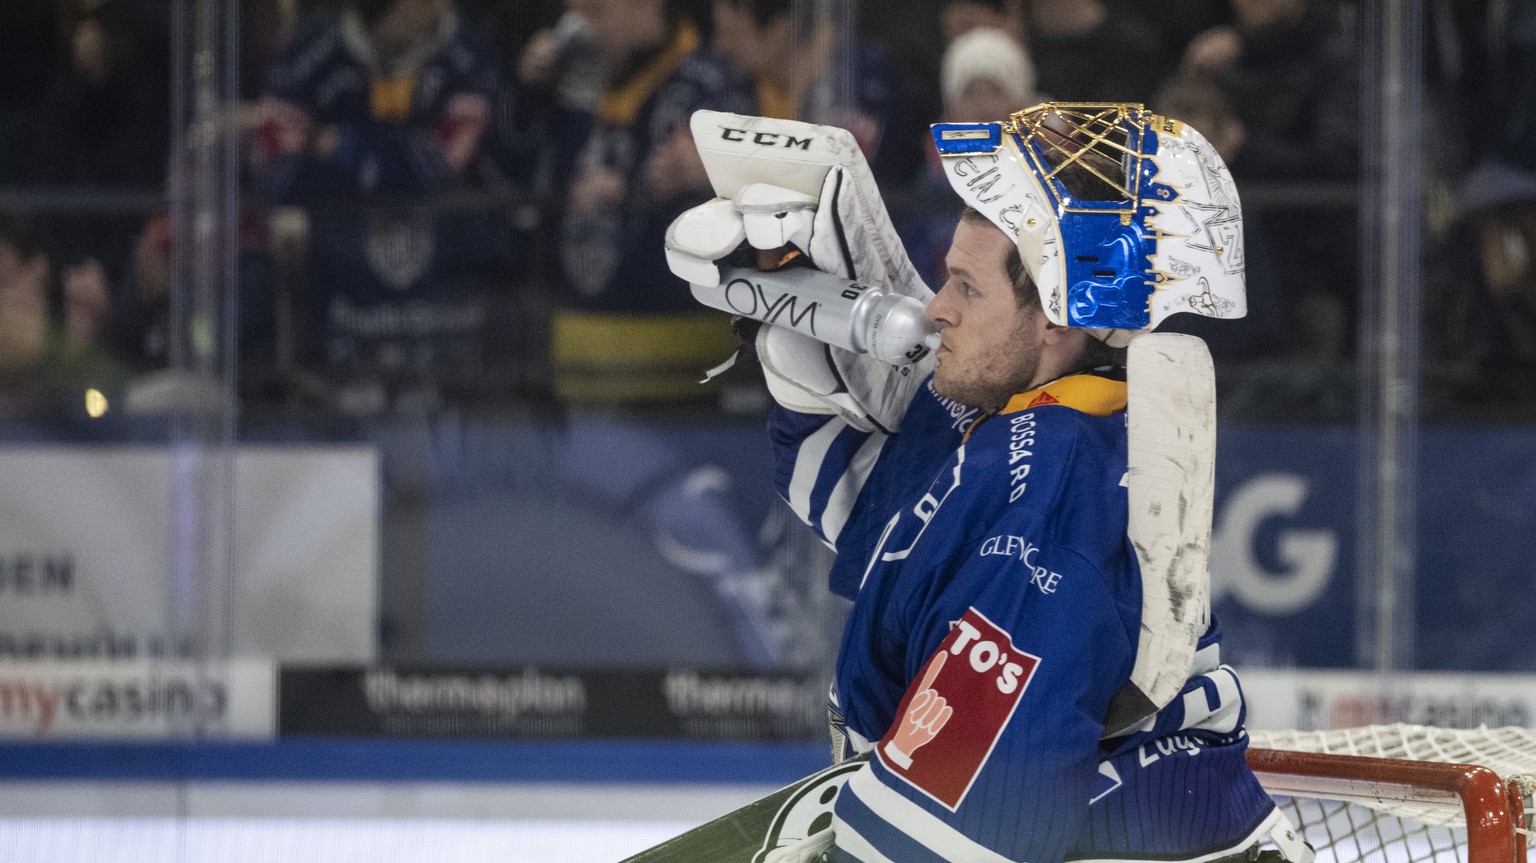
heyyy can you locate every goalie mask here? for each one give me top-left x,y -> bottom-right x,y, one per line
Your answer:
931,103 -> 1246,345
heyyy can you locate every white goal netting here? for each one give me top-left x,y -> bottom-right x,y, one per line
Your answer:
1249,725 -> 1536,863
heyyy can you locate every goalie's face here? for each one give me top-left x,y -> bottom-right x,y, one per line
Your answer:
927,219 -> 1046,412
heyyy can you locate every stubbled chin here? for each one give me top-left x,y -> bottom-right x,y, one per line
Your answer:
931,369 -> 961,403
932,368 -> 1004,413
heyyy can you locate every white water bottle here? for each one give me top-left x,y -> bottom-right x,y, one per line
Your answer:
691,265 -> 937,366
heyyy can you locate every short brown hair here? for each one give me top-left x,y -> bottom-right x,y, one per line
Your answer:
956,206 -> 1124,371
959,206 -> 1037,310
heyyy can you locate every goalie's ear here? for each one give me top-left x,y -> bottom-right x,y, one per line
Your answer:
1036,314 -> 1075,344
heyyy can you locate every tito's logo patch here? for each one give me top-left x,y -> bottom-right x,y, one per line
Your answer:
876,607 -> 1038,811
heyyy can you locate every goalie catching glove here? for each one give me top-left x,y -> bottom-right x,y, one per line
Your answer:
665,111 -> 937,434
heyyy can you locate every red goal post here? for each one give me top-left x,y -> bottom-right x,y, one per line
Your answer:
1247,725 -> 1536,863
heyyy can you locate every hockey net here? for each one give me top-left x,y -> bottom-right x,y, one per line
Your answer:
1248,725 -> 1536,863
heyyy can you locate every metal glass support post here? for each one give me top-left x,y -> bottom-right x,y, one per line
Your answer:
167,0 -> 241,724
789,0 -> 857,673
1356,0 -> 1424,672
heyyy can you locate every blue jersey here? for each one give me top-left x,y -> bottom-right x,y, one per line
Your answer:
557,25 -> 750,312
252,11 -> 504,387
769,372 -> 1277,863
255,10 -> 499,200
551,24 -> 752,402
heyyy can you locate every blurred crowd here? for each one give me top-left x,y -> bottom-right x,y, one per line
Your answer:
0,0 -> 1533,428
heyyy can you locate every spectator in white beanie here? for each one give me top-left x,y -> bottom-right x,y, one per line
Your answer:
903,27 -> 1038,292
940,26 -> 1037,122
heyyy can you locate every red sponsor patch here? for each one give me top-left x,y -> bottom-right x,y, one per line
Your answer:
1026,390 -> 1060,408
876,607 -> 1038,810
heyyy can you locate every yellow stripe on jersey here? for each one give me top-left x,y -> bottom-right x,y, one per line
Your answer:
961,373 -> 1128,443
1001,373 -> 1127,417
596,24 -> 700,126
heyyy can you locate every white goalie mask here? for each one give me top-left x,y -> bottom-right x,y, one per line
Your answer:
931,103 -> 1246,345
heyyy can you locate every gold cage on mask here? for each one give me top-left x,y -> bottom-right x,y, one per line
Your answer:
1004,103 -> 1179,213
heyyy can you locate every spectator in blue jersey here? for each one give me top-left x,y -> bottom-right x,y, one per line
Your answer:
508,0 -> 605,195
544,0 -> 809,670
664,107 -> 1304,862
251,0 -> 514,410
551,0 -> 752,402
710,0 -> 917,187
254,0 -> 497,200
